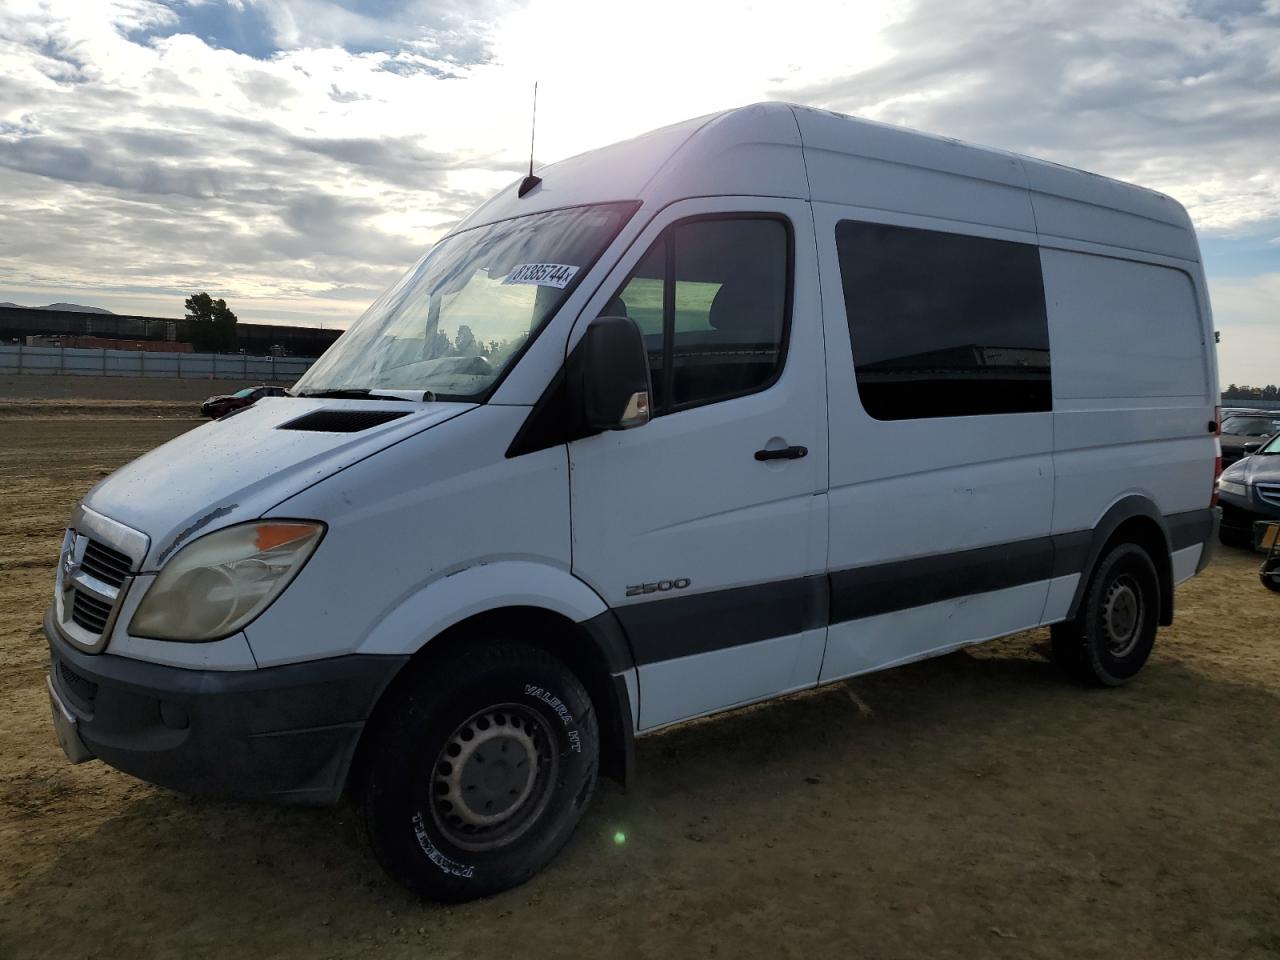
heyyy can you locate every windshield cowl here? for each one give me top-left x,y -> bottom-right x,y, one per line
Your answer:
292,388 -> 426,402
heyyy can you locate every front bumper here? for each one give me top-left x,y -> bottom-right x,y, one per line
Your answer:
1218,490 -> 1280,533
45,606 -> 407,805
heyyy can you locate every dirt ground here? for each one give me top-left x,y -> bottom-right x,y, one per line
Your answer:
0,373 -> 279,416
1,405 -> 1278,960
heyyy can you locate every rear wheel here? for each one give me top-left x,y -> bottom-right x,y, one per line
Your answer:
359,641 -> 599,902
1051,542 -> 1160,686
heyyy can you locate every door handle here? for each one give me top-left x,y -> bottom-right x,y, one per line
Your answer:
754,445 -> 808,462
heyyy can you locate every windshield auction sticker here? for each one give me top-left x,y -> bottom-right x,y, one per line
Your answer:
503,263 -> 579,289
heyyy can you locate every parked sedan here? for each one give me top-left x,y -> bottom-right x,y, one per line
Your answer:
200,385 -> 289,418
1220,413 -> 1280,468
1217,431 -> 1280,547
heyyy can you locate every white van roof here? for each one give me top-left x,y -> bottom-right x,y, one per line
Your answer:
452,102 -> 1200,263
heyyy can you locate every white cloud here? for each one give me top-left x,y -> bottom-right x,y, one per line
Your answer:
0,0 -> 1276,389
1211,272 -> 1280,387
774,0 -> 1280,234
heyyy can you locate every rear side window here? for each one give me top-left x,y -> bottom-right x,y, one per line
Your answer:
609,217 -> 790,415
835,220 -> 1051,420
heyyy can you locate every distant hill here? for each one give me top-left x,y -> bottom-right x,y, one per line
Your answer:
41,302 -> 115,314
0,301 -> 115,314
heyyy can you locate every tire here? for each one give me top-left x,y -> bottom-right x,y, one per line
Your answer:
358,641 -> 599,903
1261,563 -> 1280,593
1051,542 -> 1160,687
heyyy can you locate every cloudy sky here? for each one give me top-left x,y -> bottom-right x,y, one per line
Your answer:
0,0 -> 1277,384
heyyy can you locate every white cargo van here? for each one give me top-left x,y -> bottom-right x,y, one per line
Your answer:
44,102 -> 1220,901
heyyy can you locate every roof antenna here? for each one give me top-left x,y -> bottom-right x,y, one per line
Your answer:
518,81 -> 542,198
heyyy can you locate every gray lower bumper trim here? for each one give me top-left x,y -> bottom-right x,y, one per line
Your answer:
45,606 -> 408,805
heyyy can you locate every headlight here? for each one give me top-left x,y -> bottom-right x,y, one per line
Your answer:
130,521 -> 324,641
1217,478 -> 1248,497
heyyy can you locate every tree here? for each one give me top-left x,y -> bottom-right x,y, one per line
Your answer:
185,292 -> 238,352
1221,383 -> 1279,401
452,324 -> 477,356
427,329 -> 452,358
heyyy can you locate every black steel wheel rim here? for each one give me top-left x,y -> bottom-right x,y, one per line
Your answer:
428,703 -> 559,852
1102,573 -> 1144,658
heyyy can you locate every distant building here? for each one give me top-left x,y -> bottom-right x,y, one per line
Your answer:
0,305 -> 340,357
24,335 -> 195,353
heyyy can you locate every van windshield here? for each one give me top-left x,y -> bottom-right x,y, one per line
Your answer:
294,202 -> 636,400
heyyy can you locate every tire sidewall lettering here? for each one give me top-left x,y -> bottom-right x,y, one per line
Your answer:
412,811 -> 476,878
523,683 -> 582,752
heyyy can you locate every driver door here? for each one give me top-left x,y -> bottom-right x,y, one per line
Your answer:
567,198 -> 829,730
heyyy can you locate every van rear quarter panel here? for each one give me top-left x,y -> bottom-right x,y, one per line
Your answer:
1043,244 -> 1216,548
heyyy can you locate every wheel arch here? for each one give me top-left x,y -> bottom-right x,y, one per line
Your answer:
349,569 -> 638,796
1066,495 -> 1174,626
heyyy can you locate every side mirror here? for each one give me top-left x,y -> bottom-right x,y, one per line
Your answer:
572,315 -> 651,431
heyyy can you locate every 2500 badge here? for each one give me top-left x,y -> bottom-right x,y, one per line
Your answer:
625,578 -> 691,598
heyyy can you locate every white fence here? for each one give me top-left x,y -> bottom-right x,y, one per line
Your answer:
1227,398 -> 1280,410
0,344 -> 317,382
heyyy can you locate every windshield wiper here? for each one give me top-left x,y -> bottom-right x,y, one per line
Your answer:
292,388 -> 415,401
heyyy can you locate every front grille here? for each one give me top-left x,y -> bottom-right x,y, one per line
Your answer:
57,659 -> 98,708
71,589 -> 113,634
1258,483 -> 1280,508
80,538 -> 132,587
57,511 -> 146,651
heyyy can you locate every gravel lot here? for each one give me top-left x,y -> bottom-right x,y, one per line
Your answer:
1,400 -> 1278,959
0,373 -> 274,402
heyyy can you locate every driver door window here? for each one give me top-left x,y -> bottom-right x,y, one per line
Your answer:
610,217 -> 790,415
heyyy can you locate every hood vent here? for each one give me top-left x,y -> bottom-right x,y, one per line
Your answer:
279,409 -> 410,433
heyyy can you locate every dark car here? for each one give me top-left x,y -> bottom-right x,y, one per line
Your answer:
200,385 -> 289,418
1220,413 -> 1280,468
1216,431 -> 1280,547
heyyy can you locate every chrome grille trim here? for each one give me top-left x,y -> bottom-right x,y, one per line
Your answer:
73,505 -> 148,568
80,539 -> 131,587
54,508 -> 149,654
1257,483 -> 1280,508
68,567 -> 120,603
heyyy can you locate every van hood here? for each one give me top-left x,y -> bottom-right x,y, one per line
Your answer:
82,397 -> 473,570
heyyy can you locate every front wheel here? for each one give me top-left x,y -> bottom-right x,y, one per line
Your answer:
1051,542 -> 1160,686
1261,560 -> 1280,593
358,641 -> 599,902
